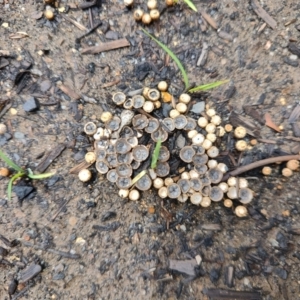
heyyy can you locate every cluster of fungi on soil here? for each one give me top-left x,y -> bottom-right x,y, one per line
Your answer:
79,81 -> 261,217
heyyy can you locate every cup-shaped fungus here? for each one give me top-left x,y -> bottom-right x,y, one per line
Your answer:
194,164 -> 208,175
115,138 -> 132,154
132,95 -> 145,109
106,143 -> 116,155
190,193 -> 203,205
106,154 -> 118,168
155,162 -> 170,177
286,159 -> 299,171
178,194 -> 188,203
132,145 -> 149,162
224,124 -> 233,132
189,170 -> 199,179
143,101 -> 155,113
174,115 -> 188,129
158,146 -> 170,162
192,133 -> 205,145
95,160 -> 109,174
131,160 -> 140,170
164,177 -> 174,186
235,205 -> 248,218
206,133 -> 217,143
217,163 -> 228,174
116,177 -> 131,189
184,118 -> 197,131
123,98 -> 133,109
84,122 -> 97,135
238,187 -> 253,204
282,167 -> 293,177
136,174 -> 152,191
100,111 -> 113,123
147,89 -> 160,101
180,146 -> 196,163
234,126 -> 247,139
167,183 -> 181,199
179,93 -> 191,104
151,128 -> 168,142
202,139 -> 212,150
132,114 -> 149,130
201,186 -> 211,197
124,0 -> 133,7
207,168 -> 223,184
112,92 -> 126,105
207,159 -> 218,169
119,189 -> 129,198
211,115 -> 222,126
209,186 -> 224,202
147,0 -> 157,9
142,13 -> 152,25
218,182 -> 229,193
190,178 -> 202,191
200,196 -> 211,207
129,189 -> 140,201
106,116 -> 121,132
207,146 -> 219,158
262,166 -> 272,176
116,164 -> 133,178
227,186 -> 238,199
153,177 -> 164,189
158,186 -> 168,198
176,103 -> 187,114
205,123 -> 216,134
201,175 -> 211,186
169,109 -> 180,119
85,152 -> 96,164
227,177 -> 237,187
133,8 -> 144,21
206,108 -> 216,117
238,178 -> 248,188
198,117 -> 208,128
181,171 -> 190,180
235,140 -> 247,151
127,136 -> 138,148
162,118 -> 175,132
96,149 -> 106,161
107,169 -> 118,183
117,152 -> 133,165
224,199 -> 233,208
192,145 -> 205,155
150,9 -> 160,20
145,118 -> 159,133
177,179 -> 190,194
158,81 -> 168,92
78,169 -> 92,182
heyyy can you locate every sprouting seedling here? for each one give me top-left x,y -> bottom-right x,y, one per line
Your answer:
151,138 -> 162,169
141,28 -> 190,89
188,80 -> 229,93
0,150 -> 54,200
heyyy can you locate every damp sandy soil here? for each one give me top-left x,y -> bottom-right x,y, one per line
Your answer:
0,1 -> 300,299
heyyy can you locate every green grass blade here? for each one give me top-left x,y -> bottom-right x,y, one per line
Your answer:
0,150 -> 24,173
141,28 -> 189,89
29,172 -> 54,179
7,173 -> 23,200
189,80 -> 229,93
183,0 -> 197,12
151,138 -> 162,169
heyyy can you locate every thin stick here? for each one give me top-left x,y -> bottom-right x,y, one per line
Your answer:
222,154 -> 300,181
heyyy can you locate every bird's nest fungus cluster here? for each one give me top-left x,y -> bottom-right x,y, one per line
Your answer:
77,81 -> 271,217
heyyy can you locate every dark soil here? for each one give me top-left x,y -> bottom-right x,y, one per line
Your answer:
1,1 -> 300,300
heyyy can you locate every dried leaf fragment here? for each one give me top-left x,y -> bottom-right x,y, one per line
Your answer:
265,112 -> 281,132
9,32 -> 29,39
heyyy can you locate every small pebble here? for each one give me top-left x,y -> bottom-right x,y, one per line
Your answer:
23,96 -> 39,112
190,102 -> 205,114
14,132 -> 25,139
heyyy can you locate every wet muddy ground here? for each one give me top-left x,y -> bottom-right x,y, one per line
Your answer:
0,0 -> 300,299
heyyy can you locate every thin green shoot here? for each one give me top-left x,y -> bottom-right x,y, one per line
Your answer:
151,138 -> 162,169
0,150 -> 54,200
182,0 -> 197,12
141,28 -> 190,89
189,80 -> 229,93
